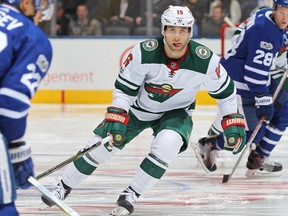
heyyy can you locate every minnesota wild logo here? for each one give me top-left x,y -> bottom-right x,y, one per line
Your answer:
144,82 -> 182,103
142,39 -> 158,51
195,46 -> 211,59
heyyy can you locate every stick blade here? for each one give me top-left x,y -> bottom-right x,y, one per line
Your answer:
28,177 -> 80,216
222,174 -> 230,183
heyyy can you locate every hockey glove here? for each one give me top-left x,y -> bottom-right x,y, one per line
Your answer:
255,94 -> 274,121
221,113 -> 246,154
9,142 -> 34,189
94,106 -> 129,147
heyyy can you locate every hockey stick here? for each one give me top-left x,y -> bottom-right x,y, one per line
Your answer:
223,16 -> 237,28
28,176 -> 80,216
36,136 -> 111,180
222,69 -> 288,183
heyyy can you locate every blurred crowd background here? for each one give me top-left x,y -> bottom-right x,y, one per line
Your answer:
40,0 -> 274,38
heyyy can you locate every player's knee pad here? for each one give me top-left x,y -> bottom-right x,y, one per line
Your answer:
150,129 -> 183,164
86,135 -> 119,165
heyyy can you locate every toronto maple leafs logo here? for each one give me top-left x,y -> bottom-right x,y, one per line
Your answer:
36,54 -> 49,73
144,82 -> 182,103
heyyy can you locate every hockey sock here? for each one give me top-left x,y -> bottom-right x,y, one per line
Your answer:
208,123 -> 222,136
62,143 -> 118,188
62,162 -> 90,188
130,154 -> 166,195
256,125 -> 284,156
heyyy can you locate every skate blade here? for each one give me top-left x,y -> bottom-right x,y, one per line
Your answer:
110,206 -> 130,216
246,169 -> 283,177
190,141 -> 214,174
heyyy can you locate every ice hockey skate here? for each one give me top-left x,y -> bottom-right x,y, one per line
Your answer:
41,180 -> 72,207
246,150 -> 283,177
192,136 -> 218,173
110,187 -> 139,216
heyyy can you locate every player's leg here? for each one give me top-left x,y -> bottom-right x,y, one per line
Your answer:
246,78 -> 288,176
195,95 -> 259,172
41,133 -> 120,206
194,109 -> 224,172
0,133 -> 18,216
41,113 -> 149,207
111,109 -> 192,215
246,102 -> 288,175
0,203 -> 19,216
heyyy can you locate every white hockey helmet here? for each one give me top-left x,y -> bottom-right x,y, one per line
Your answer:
161,5 -> 194,36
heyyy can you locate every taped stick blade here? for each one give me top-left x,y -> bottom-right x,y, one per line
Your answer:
222,174 -> 230,183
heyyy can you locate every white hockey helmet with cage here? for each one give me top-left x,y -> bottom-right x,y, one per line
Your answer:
161,5 -> 194,36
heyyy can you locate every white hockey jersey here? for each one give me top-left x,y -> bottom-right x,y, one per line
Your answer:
112,36 -> 237,121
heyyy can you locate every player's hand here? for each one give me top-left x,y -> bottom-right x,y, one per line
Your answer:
255,94 -> 274,121
94,107 -> 129,147
9,142 -> 34,189
221,113 -> 246,154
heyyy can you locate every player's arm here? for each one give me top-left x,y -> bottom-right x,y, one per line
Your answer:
1,28 -> 52,189
112,44 -> 145,111
270,46 -> 288,107
270,33 -> 288,81
9,140 -> 35,189
0,114 -> 35,189
204,54 -> 246,154
204,54 -> 237,115
94,44 -> 145,147
0,29 -> 13,78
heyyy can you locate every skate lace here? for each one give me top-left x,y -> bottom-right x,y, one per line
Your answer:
262,157 -> 276,167
120,188 -> 137,203
53,183 -> 66,200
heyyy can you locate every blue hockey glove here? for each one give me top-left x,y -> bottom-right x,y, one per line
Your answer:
9,142 -> 34,189
94,107 -> 129,147
221,113 -> 246,154
255,94 -> 274,121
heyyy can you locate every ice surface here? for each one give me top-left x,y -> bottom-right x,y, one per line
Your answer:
16,105 -> 288,216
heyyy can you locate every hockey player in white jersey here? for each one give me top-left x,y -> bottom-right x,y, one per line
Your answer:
41,5 -> 246,216
196,0 -> 288,176
0,0 -> 53,215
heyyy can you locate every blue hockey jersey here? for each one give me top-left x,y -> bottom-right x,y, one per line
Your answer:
221,8 -> 285,98
0,4 -> 52,142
